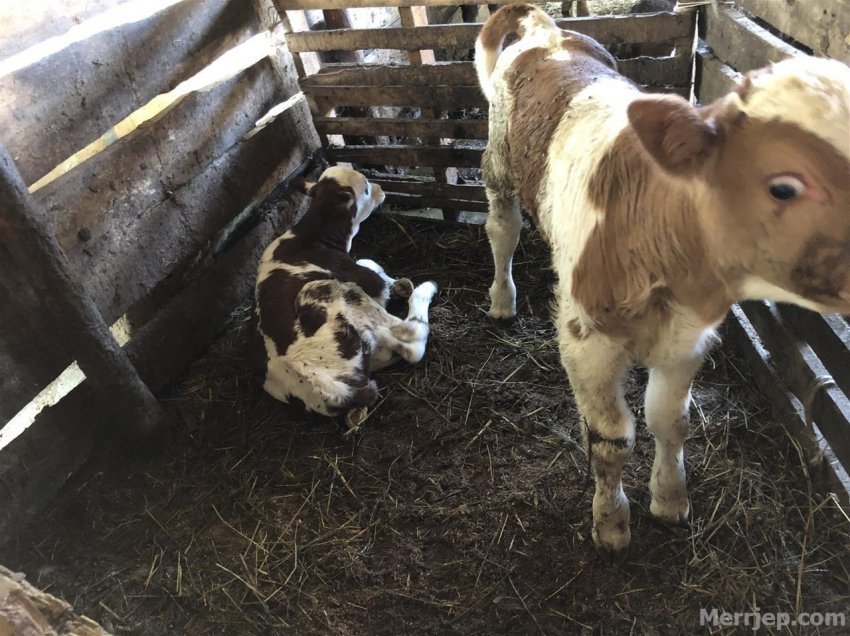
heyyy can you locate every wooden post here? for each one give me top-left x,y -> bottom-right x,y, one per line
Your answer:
399,5 -> 461,222
0,143 -> 165,449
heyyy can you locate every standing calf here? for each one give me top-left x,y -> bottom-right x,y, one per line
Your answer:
249,167 -> 438,430
476,4 -> 850,552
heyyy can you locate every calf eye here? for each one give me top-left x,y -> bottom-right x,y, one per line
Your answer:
767,175 -> 806,202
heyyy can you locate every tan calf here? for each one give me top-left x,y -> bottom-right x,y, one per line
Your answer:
476,4 -> 850,552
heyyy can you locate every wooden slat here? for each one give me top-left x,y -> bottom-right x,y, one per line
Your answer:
775,306 -> 850,399
286,12 -> 695,53
0,0 -> 261,186
374,178 -> 487,201
314,116 -> 489,139
385,192 -> 488,213
695,45 -> 742,104
740,301 -> 850,474
703,6 -> 802,75
327,144 -> 483,167
303,84 -> 487,108
280,0 -> 498,7
734,0 -> 850,62
35,59 -> 317,325
309,61 -> 475,86
305,54 -> 692,89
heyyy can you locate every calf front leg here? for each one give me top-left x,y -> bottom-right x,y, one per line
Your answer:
484,190 -> 522,319
644,356 -> 704,524
352,259 -> 412,306
562,331 -> 634,552
370,281 -> 438,370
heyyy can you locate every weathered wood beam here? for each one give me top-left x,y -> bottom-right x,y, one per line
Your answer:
327,144 -> 483,167
372,177 -> 487,201
305,54 -> 693,89
285,13 -> 695,53
314,116 -> 489,140
733,0 -> 850,62
385,192 -> 488,213
303,84 -> 487,108
703,6 -> 801,74
0,143 -> 164,446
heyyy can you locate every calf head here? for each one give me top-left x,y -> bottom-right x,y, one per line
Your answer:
296,166 -> 385,251
627,56 -> 850,313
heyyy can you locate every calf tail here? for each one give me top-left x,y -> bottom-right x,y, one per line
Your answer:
475,4 -> 557,101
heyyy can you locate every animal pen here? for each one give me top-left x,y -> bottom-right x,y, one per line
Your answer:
0,0 -> 849,633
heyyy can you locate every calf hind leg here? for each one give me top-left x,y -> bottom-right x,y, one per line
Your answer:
484,190 -> 522,320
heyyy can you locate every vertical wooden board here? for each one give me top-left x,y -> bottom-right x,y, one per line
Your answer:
0,0 -> 261,186
735,0 -> 850,62
34,60 -> 316,325
0,0 -> 117,59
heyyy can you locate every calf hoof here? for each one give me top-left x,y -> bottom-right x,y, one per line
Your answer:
592,519 -> 631,554
650,497 -> 691,526
414,280 -> 439,300
344,406 -> 369,437
390,278 -> 415,299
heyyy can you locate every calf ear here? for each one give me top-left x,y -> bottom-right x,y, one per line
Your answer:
628,94 -> 718,176
291,177 -> 318,196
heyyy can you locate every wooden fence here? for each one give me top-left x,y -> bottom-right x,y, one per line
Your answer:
0,0 -> 320,536
279,0 -> 696,219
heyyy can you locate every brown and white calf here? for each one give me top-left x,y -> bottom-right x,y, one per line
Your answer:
476,4 -> 850,551
249,167 -> 438,427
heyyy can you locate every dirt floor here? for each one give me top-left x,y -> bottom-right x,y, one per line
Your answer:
2,213 -> 850,635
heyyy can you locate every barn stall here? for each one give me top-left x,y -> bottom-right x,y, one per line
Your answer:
0,0 -> 849,633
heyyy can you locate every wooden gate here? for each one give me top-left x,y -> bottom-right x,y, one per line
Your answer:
275,0 -> 696,219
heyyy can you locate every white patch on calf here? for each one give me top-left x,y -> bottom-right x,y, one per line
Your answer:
739,56 -> 850,160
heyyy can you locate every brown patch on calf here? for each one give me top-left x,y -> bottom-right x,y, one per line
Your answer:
334,315 -> 361,359
256,270 -> 322,356
507,40 -> 619,224
792,234 -> 850,300
576,129 -> 731,335
247,308 -> 269,380
297,303 -> 327,338
627,95 -> 718,176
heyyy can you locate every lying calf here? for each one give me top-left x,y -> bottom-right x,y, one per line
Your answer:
249,167 -> 438,430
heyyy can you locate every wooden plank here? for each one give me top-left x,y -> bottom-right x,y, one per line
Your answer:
0,0 -> 262,186
775,306 -> 850,399
314,116 -> 489,139
373,177 -> 487,201
303,84 -> 487,108
703,6 -> 802,75
734,0 -> 850,62
305,54 -> 692,88
0,142 -> 165,446
327,144 -> 483,167
286,13 -> 695,53
740,301 -> 850,474
280,0 -> 495,7
34,59 -> 317,325
695,45 -> 742,104
385,191 -> 488,213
